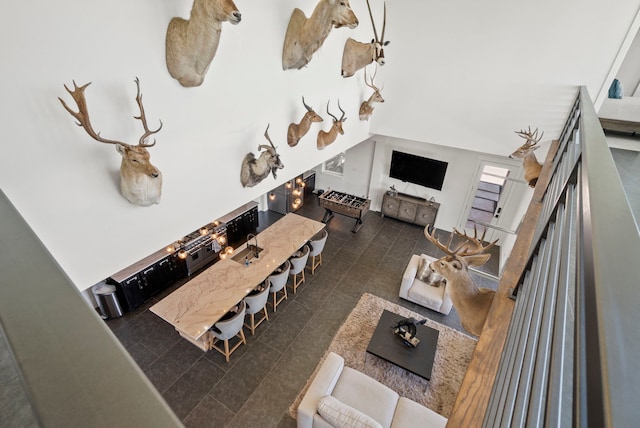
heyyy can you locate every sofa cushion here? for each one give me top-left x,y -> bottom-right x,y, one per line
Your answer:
332,367 -> 399,428
407,278 -> 444,310
391,397 -> 447,428
317,395 -> 383,428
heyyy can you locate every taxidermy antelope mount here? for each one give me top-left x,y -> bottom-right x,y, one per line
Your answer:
282,0 -> 359,70
58,78 -> 163,207
424,225 -> 498,337
359,65 -> 384,121
317,100 -> 346,150
240,125 -> 285,188
341,0 -> 389,78
510,126 -> 544,188
287,96 -> 324,147
166,0 -> 242,87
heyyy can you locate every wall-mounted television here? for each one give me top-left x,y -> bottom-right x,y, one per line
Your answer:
389,150 -> 448,191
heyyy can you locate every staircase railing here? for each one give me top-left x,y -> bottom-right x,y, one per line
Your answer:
449,86 -> 640,427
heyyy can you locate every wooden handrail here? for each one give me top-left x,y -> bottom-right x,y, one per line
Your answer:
447,138 -> 561,427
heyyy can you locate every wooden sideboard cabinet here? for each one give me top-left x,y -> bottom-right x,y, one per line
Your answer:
381,193 -> 440,227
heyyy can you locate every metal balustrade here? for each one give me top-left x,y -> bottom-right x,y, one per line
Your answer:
483,87 -> 640,427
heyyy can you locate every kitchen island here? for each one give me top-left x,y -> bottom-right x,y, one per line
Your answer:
150,213 -> 325,350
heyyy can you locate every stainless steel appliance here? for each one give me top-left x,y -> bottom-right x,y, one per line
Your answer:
177,222 -> 227,276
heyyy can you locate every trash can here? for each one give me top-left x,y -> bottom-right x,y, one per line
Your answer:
92,282 -> 123,319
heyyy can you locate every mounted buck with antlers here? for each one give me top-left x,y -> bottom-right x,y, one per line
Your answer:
510,126 -> 544,188
240,125 -> 285,188
317,100 -> 346,150
166,0 -> 242,87
359,65 -> 384,121
424,225 -> 498,337
341,0 -> 389,78
58,78 -> 163,207
282,0 -> 359,70
287,97 -> 324,147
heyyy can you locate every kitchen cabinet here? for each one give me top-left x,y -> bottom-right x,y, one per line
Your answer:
381,193 -> 440,227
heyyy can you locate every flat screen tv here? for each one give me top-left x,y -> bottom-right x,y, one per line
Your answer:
389,150 -> 448,191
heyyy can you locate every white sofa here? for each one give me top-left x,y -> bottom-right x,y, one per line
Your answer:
399,254 -> 453,315
297,352 -> 447,428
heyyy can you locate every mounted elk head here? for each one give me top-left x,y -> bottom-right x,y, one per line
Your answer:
287,96 -> 324,147
424,225 -> 498,337
317,100 -> 346,150
509,126 -> 544,188
58,78 -> 163,207
359,65 -> 384,121
283,0 -> 359,70
166,0 -> 242,87
240,125 -> 285,188
341,0 -> 388,78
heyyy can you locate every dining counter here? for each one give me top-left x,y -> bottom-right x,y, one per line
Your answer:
150,213 -> 325,350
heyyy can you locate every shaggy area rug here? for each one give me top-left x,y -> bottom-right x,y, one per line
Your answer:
290,293 -> 477,419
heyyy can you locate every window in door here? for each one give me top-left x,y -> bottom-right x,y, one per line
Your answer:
465,165 -> 510,234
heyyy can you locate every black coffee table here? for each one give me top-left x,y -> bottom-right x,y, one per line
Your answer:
366,310 -> 439,380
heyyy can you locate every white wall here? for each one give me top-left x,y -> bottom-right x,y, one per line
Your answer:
617,29 -> 640,96
314,138 -> 375,198
1,0 -> 637,292
0,0 -> 376,291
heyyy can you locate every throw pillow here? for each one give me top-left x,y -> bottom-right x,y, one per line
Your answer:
415,257 -> 431,282
317,395 -> 383,428
416,257 -> 445,287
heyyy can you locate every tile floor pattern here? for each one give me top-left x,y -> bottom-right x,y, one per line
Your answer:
2,139 -> 635,427
106,197 -> 499,428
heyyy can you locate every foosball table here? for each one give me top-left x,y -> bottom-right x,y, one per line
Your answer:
318,190 -> 370,232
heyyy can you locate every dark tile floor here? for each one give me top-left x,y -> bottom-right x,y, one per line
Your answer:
106,195 -> 499,427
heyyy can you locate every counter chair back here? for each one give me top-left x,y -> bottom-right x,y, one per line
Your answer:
268,260 -> 290,312
289,244 -> 310,294
209,300 -> 247,362
243,283 -> 270,335
307,229 -> 328,274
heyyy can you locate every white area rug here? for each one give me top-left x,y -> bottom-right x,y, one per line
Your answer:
290,293 -> 477,419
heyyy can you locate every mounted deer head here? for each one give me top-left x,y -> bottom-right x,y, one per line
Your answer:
317,100 -> 346,150
58,78 -> 163,207
287,96 -> 324,147
166,0 -> 242,87
341,0 -> 389,77
283,0 -> 359,70
510,126 -> 544,188
424,225 -> 498,336
240,125 -> 285,188
359,65 -> 384,121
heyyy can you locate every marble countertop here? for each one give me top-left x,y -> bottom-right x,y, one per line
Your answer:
150,213 -> 325,340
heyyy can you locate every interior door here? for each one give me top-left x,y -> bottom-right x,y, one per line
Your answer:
459,158 -> 524,243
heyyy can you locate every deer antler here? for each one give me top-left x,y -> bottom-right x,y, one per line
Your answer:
366,0 -> 386,44
59,81 -> 125,146
326,100 -> 338,122
259,124 -> 276,152
515,126 -> 543,148
337,99 -> 346,122
302,96 -> 313,112
133,77 -> 163,147
364,64 -> 379,91
424,224 -> 498,257
452,225 -> 498,255
59,78 -> 162,148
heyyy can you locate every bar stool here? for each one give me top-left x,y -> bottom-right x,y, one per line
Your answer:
268,260 -> 290,312
209,301 -> 246,362
244,282 -> 270,335
289,244 -> 310,294
307,229 -> 328,274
